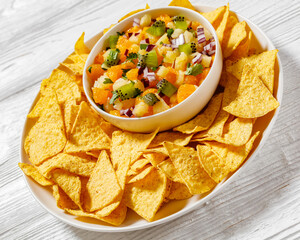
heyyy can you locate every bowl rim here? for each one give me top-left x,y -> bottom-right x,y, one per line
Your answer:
20,4 -> 283,233
83,6 -> 222,122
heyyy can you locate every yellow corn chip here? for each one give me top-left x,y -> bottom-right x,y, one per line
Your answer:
118,4 -> 150,22
143,152 -> 167,167
142,147 -> 169,157
174,93 -> 223,134
229,31 -> 252,61
95,201 -> 121,217
223,65 -> 279,118
222,73 -> 240,109
100,121 -> 120,139
40,69 -> 81,104
224,21 -> 248,58
86,150 -> 101,158
226,49 -> 278,92
201,6 -> 226,29
65,102 -> 111,153
27,94 -> 50,119
85,151 -> 121,212
37,153 -> 95,178
75,32 -> 90,55
130,158 -> 150,172
124,168 -> 168,221
164,142 -> 216,194
127,165 -> 153,184
63,100 -> 79,135
157,158 -> 184,183
149,131 -> 193,148
222,14 -> 239,53
216,4 -> 229,45
103,24 -> 116,34
167,182 -> 192,200
168,0 -> 195,10
51,169 -> 82,208
65,201 -> 127,226
60,53 -> 88,76
18,163 -> 53,186
111,129 -> 157,190
53,185 -> 79,210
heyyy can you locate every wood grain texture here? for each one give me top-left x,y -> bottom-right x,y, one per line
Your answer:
1,0 -> 300,239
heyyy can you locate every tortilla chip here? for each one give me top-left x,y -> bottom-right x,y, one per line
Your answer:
64,102 -> 111,153
65,201 -> 127,226
142,147 -> 169,157
216,4 -> 229,45
100,121 -> 120,139
198,131 -> 260,182
164,142 -> 216,194
226,49 -> 278,92
143,152 -> 167,167
127,165 -> 153,184
130,158 -> 150,172
123,168 -> 169,221
201,6 -> 226,29
18,163 -> 53,186
110,129 -> 157,190
40,69 -> 81,104
222,15 -> 239,53
167,182 -> 192,200
168,0 -> 195,10
149,131 -> 193,148
61,53 -> 88,76
224,21 -> 248,58
118,4 -> 150,22
174,93 -> 223,134
157,158 -> 184,183
85,151 -> 121,212
223,65 -> 279,118
75,32 -> 90,55
27,94 -> 51,119
51,169 -> 82,208
95,201 -> 121,217
37,153 -> 95,178
63,100 -> 79,135
222,73 -> 240,109
86,150 -> 101,158
52,185 -> 79,210
229,31 -> 252,61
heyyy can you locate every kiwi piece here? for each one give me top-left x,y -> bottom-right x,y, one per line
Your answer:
178,43 -> 197,55
142,93 -> 160,106
145,50 -> 158,68
109,35 -> 119,49
104,49 -> 120,67
116,82 -> 142,101
174,15 -> 188,30
146,20 -> 166,36
156,79 -> 177,97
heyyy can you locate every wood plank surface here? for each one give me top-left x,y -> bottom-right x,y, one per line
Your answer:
0,0 -> 299,239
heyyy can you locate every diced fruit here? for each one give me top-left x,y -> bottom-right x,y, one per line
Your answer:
156,45 -> 172,56
146,20 -> 166,36
156,14 -> 172,25
133,80 -> 145,92
121,98 -> 135,109
165,68 -> 177,85
173,16 -> 188,30
196,67 -> 210,84
93,75 -> 113,90
177,84 -> 197,103
94,53 -> 104,64
113,78 -> 130,91
129,32 -> 142,44
126,68 -> 139,80
184,75 -> 198,85
87,64 -> 105,81
129,44 -> 140,53
156,33 -> 170,46
166,21 -> 176,29
164,50 -> 180,64
142,88 -> 157,97
171,28 -> 184,38
170,93 -> 177,104
106,65 -> 123,82
140,14 -> 152,27
191,21 -> 200,31
104,49 -> 120,66
145,32 -> 159,44
110,110 -> 121,116
178,43 -> 196,55
92,88 -> 112,105
175,70 -> 185,86
183,30 -> 194,43
186,63 -> 203,76
145,50 -> 158,68
153,94 -> 170,114
113,99 -> 123,110
142,93 -> 160,106
156,66 -> 169,78
133,101 -> 149,117
157,79 -> 177,97
175,52 -> 188,71
201,55 -> 212,68
109,35 -> 119,49
116,82 -> 142,101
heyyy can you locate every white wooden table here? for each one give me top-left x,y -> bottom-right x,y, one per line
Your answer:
1,0 -> 300,239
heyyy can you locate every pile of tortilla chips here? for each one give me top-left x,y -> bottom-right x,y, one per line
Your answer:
19,0 -> 279,226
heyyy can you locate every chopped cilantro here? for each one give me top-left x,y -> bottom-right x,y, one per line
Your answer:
110,91 -> 119,104
126,52 -> 138,62
88,66 -> 92,73
140,44 -> 148,50
167,28 -> 174,38
117,31 -> 125,36
103,78 -> 113,84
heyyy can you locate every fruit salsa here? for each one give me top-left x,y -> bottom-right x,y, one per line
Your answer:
87,13 -> 216,117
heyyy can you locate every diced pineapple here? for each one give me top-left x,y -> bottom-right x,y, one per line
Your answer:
121,98 -> 135,109
129,31 -> 142,44
175,52 -> 188,71
129,44 -> 139,53
133,101 -> 149,117
93,74 -> 110,89
171,28 -> 184,39
113,78 -> 129,91
183,30 -> 194,43
103,101 -> 114,112
153,94 -> 170,114
201,55 -> 212,68
140,14 -> 152,27
103,49 -> 111,59
186,20 -> 191,28
156,45 -> 172,56
113,99 -> 123,110
175,70 -> 185,87
166,21 -> 176,29
156,66 -> 169,78
163,49 -> 180,64
156,33 -> 170,46
170,93 -> 178,104
145,32 -> 159,44
133,80 -> 145,92
138,49 -> 148,55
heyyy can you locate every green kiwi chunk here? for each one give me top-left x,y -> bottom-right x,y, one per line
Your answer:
178,43 -> 197,55
104,49 -> 120,67
116,82 -> 142,101
174,15 -> 188,30
145,50 -> 158,68
142,93 -> 160,106
109,35 -> 119,49
156,79 -> 177,97
146,20 -> 166,36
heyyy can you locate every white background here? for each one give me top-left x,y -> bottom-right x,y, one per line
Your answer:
0,0 -> 300,239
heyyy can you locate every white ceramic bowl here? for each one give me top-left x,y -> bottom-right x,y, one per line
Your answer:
83,6 -> 222,133
20,5 -> 283,232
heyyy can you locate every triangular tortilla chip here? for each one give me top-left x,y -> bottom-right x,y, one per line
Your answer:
169,0 -> 195,10
75,32 -> 90,55
52,185 -> 79,210
18,163 -> 53,186
216,4 -> 230,45
167,181 -> 192,200
223,65 -> 279,118
201,6 -> 226,29
149,131 -> 193,148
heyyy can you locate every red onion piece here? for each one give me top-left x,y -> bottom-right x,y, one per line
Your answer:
143,67 -> 149,77
141,78 -> 149,88
171,39 -> 177,45
197,27 -> 206,43
171,44 -> 178,49
145,38 -> 150,44
124,49 -> 129,56
146,72 -> 156,82
120,108 -> 133,117
134,32 -> 140,36
128,32 -> 133,38
138,66 -> 144,75
133,18 -> 140,27
162,43 -> 172,48
204,41 -> 216,56
146,44 -> 156,52
192,53 -> 202,64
